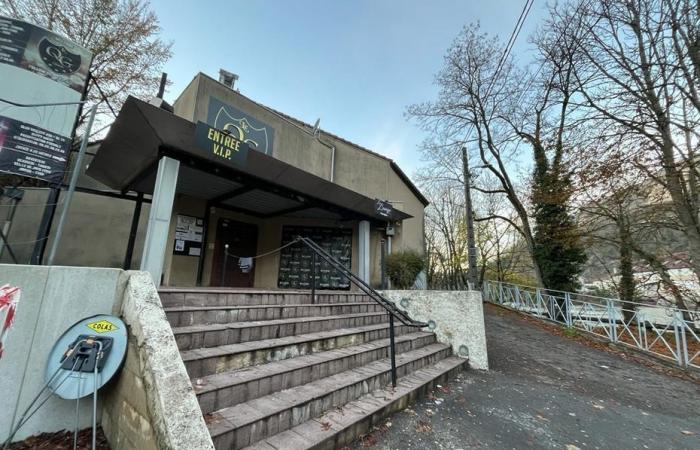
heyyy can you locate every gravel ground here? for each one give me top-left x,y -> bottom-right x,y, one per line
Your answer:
350,304 -> 700,450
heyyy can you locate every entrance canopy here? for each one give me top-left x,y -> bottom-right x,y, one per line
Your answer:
87,96 -> 411,223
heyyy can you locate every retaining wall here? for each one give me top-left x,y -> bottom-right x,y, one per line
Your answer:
381,290 -> 489,370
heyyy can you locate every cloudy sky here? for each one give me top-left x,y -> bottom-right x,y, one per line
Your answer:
150,0 -> 546,177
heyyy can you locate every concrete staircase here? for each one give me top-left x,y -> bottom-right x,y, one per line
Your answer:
159,288 -> 467,450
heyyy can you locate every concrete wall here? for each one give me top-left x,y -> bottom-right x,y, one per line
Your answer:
381,290 -> 489,370
0,265 -> 212,449
0,265 -> 127,442
102,271 -> 213,450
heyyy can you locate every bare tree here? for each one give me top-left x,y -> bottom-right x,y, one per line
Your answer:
2,0 -> 172,126
408,24 -> 546,286
572,0 -> 700,283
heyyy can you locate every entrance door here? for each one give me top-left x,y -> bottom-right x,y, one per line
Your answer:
212,218 -> 258,287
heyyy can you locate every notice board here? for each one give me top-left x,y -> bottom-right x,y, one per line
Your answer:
277,226 -> 352,290
173,214 -> 203,256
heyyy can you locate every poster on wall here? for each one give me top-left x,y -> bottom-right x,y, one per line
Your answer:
173,214 -> 203,256
277,226 -> 352,290
0,16 -> 92,183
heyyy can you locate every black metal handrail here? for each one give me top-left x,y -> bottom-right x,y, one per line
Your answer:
297,236 -> 427,388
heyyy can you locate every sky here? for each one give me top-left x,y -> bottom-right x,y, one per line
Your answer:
149,0 -> 547,179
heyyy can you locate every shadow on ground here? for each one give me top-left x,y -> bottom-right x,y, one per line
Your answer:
350,304 -> 700,449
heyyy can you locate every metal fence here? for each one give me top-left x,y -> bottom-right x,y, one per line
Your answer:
483,281 -> 700,370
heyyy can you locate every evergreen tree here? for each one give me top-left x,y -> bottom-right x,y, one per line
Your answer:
531,155 -> 586,293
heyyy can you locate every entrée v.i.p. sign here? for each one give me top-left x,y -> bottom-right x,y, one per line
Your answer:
193,121 -> 250,167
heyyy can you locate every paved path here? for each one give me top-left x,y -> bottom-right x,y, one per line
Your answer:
351,304 -> 700,450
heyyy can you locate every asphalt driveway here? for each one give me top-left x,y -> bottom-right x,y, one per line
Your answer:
350,303 -> 700,450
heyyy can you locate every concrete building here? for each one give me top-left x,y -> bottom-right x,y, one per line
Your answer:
1,71 -> 428,290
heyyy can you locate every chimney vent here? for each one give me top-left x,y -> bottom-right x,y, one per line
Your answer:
218,69 -> 239,89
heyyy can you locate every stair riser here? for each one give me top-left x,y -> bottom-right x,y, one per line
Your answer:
175,314 -> 389,351
197,335 -> 438,414
310,363 -> 466,450
185,325 -> 414,379
211,348 -> 453,449
167,304 -> 386,327
160,292 -> 373,308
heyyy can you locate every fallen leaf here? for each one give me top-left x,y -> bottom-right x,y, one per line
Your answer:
320,421 -> 332,431
566,445 -> 581,450
681,430 -> 695,436
416,420 -> 433,433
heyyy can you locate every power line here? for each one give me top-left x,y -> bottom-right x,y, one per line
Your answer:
463,0 -> 535,287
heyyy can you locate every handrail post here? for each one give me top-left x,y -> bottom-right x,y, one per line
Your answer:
310,251 -> 316,304
389,314 -> 397,388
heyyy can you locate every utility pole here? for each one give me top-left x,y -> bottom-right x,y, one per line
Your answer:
461,146 -> 478,288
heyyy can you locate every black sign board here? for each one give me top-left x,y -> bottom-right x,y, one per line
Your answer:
193,121 -> 250,168
207,97 -> 275,155
0,115 -> 71,183
375,199 -> 394,219
277,226 -> 352,290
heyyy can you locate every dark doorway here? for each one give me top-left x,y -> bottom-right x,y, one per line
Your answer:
211,218 -> 258,287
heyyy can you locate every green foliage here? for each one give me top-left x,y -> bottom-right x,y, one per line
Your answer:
386,250 -> 426,289
562,326 -> 578,338
532,164 -> 587,292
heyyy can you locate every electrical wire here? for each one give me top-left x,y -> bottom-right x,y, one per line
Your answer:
461,0 -> 535,150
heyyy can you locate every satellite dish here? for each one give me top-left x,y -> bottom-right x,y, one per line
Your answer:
45,314 -> 127,399
4,315 -> 128,450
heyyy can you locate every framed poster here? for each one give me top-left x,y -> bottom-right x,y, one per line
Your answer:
173,214 -> 203,256
0,16 -> 92,183
277,226 -> 352,290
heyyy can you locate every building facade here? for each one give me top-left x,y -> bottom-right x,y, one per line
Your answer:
1,72 -> 428,290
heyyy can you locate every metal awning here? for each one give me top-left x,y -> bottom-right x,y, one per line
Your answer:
86,96 -> 411,222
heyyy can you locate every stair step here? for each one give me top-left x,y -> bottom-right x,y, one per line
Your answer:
207,346 -> 457,449
173,313 -> 389,351
242,357 -> 467,450
159,290 -> 373,308
166,303 -> 386,326
181,323 -> 415,379
194,332 -> 439,414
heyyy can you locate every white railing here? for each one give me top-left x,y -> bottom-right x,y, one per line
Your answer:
483,281 -> 700,370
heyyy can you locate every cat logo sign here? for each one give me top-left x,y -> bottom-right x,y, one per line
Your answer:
86,319 -> 118,334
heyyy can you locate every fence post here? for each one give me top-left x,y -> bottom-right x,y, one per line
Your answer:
676,310 -> 689,368
515,286 -> 522,310
499,283 -> 504,305
606,299 -> 617,343
564,292 -> 573,327
672,310 -> 685,367
536,287 -> 543,316
636,313 -> 644,349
